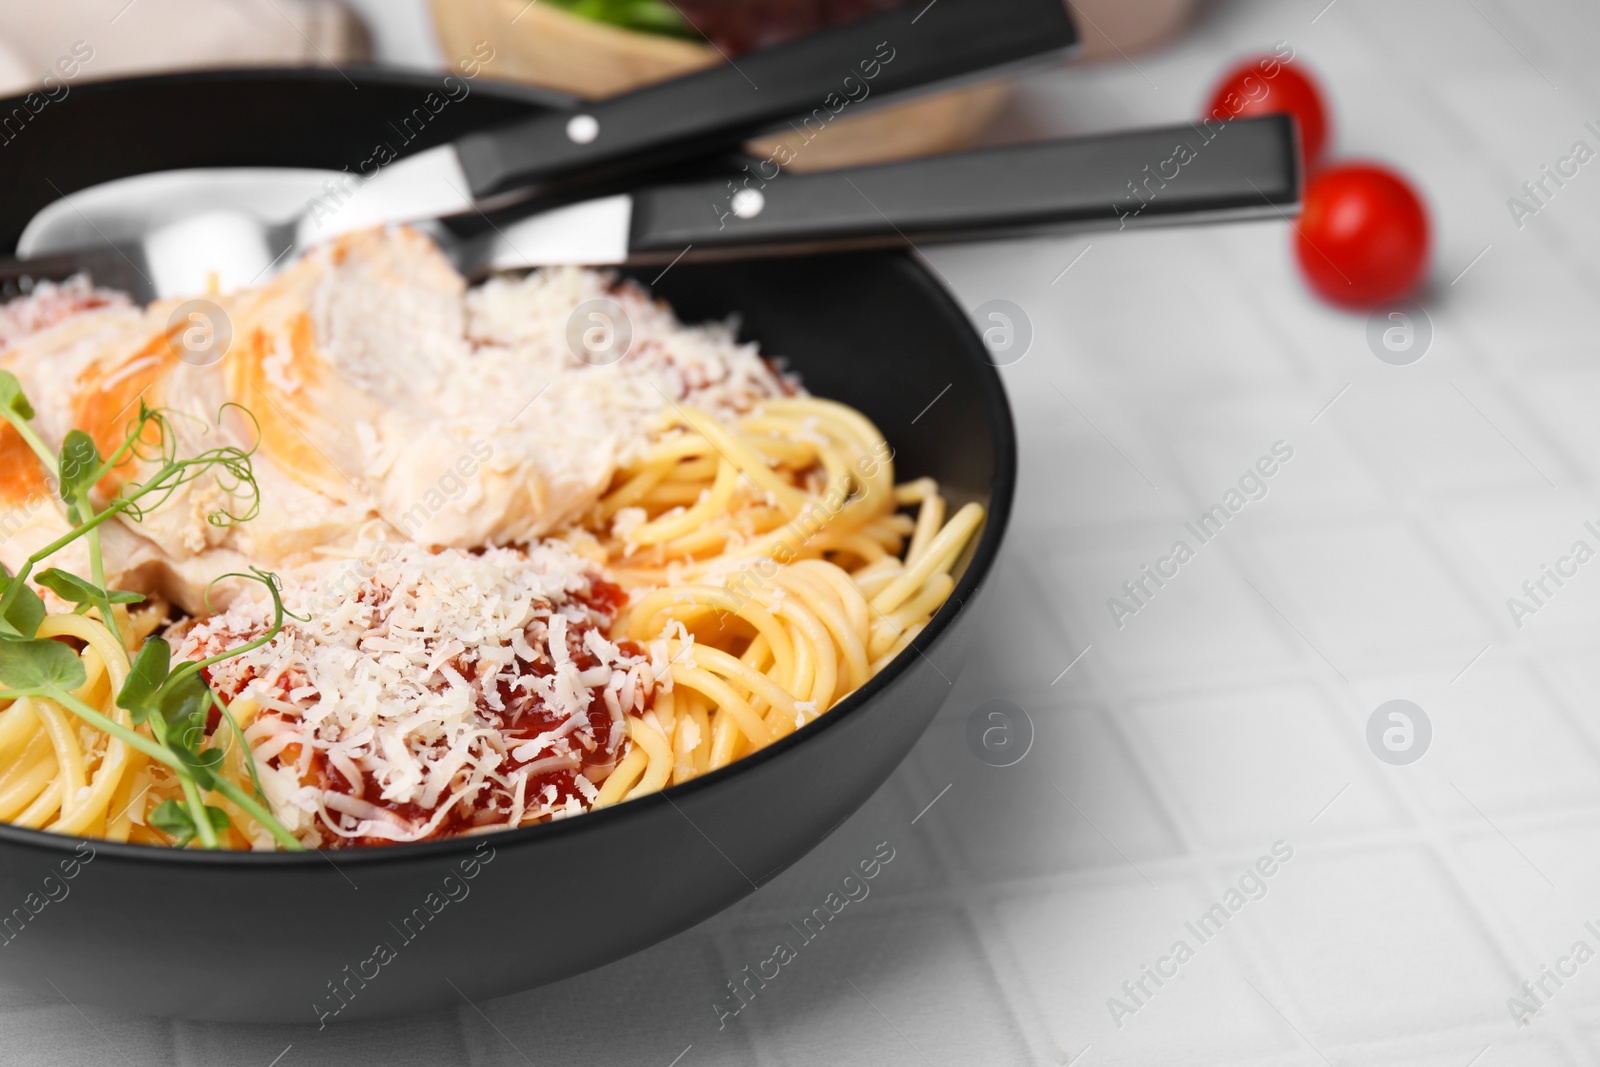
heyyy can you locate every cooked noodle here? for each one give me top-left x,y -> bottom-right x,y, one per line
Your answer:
0,394 -> 980,848
0,247 -> 984,849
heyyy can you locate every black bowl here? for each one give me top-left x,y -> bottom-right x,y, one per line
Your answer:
0,69 -> 1015,1022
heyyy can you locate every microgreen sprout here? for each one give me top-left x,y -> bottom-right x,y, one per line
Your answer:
0,371 -> 299,850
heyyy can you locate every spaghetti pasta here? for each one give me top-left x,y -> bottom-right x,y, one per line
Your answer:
0,396 -> 980,848
585,397 -> 983,808
0,259 -> 983,850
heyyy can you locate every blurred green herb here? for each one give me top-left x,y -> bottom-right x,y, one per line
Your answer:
546,0 -> 701,39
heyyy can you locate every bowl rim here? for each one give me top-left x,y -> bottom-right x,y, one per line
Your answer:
0,71 -> 1018,870
13,62 -> 585,111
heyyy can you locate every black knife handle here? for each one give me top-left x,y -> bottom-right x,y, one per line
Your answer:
454,0 -> 1077,199
627,115 -> 1301,259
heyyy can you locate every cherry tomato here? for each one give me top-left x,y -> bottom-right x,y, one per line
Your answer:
1204,54 -> 1330,171
1294,162 -> 1430,308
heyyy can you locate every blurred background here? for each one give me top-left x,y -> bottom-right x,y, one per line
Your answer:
0,0 -> 1191,91
0,0 -> 1199,168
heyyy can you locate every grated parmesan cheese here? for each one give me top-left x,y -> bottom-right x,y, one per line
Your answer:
175,539 -> 655,848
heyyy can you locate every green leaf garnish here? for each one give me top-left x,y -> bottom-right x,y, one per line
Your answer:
0,636 -> 87,692
117,637 -> 171,726
57,429 -> 102,500
147,798 -> 192,841
37,569 -> 145,613
0,574 -> 45,639
157,670 -> 212,734
0,370 -> 35,421
149,798 -> 232,847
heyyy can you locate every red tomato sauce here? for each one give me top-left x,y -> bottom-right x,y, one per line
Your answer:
193,577 -> 648,848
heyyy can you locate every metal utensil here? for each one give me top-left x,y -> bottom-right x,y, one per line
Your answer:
13,0 -> 1077,296
1,117 -> 1299,302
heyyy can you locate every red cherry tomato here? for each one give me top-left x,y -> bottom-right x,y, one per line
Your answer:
1295,162 -> 1430,308
1204,55 -> 1330,171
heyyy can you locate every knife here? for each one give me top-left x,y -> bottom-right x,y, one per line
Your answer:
0,117 -> 1300,304
475,116 -> 1301,270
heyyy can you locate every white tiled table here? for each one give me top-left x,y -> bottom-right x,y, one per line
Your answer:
11,0 -> 1600,1063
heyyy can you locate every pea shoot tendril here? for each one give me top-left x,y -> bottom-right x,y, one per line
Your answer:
0,370 -> 300,850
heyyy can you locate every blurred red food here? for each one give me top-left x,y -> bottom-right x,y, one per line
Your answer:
1205,54 -> 1330,171
676,0 -> 910,54
1295,162 -> 1431,307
